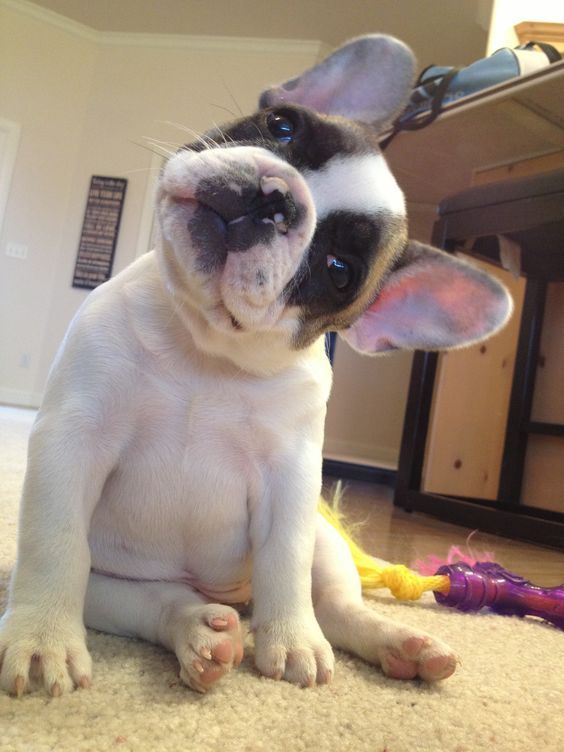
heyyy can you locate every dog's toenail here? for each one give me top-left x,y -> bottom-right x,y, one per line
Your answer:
210,617 -> 229,628
14,676 -> 25,698
51,682 -> 62,697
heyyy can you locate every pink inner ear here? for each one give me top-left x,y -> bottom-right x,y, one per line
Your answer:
368,264 -> 495,339
277,78 -> 337,114
343,255 -> 512,354
260,35 -> 415,125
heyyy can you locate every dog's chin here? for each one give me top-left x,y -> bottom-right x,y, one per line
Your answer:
210,295 -> 288,336
194,270 -> 301,343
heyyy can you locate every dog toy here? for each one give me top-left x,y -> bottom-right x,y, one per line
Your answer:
319,498 -> 564,629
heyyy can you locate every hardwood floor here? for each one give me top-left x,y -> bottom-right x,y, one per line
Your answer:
322,477 -> 564,587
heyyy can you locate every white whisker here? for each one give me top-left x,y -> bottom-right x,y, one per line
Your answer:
142,136 -> 179,150
220,78 -> 245,117
123,166 -> 164,176
209,102 -> 237,118
211,122 -> 235,148
134,141 -> 175,159
154,121 -> 220,151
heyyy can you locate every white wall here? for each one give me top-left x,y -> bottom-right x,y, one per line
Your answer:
0,1 -> 321,406
486,0 -> 564,52
0,4 -> 98,405
0,1 -> 425,468
323,206 -> 437,468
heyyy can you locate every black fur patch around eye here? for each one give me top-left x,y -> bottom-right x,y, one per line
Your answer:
186,107 -> 380,174
290,211 -> 408,349
286,211 -> 381,313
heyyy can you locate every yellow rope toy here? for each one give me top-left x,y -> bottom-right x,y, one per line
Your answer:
318,494 -> 451,600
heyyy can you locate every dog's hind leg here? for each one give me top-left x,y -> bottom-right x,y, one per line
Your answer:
84,573 -> 244,692
312,515 -> 457,682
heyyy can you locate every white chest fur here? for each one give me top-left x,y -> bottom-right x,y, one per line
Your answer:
79,254 -> 331,592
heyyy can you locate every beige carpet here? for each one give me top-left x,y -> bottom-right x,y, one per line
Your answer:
1,406 -> 563,752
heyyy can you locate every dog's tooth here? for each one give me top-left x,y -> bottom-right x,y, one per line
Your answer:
260,175 -> 289,196
227,215 -> 246,226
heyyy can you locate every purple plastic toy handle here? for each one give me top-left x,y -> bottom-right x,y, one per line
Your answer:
434,562 -> 564,629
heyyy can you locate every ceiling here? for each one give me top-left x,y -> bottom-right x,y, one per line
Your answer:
30,0 -> 494,68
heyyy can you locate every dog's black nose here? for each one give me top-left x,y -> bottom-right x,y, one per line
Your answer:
192,175 -> 300,256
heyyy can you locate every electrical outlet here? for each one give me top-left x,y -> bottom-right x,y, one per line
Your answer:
6,242 -> 28,259
19,353 -> 31,369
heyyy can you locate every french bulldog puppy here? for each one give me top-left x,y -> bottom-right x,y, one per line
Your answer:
0,35 -> 511,696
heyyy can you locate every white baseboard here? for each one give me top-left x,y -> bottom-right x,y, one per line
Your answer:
323,438 -> 399,469
0,387 -> 43,408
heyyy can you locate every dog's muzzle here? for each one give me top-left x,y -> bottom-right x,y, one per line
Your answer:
191,174 -> 300,262
158,146 -> 317,330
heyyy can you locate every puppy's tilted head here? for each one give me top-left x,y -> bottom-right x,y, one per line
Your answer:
155,35 -> 512,361
155,35 -> 414,352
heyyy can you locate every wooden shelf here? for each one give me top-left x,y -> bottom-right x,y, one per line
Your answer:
515,21 -> 564,53
384,61 -> 564,209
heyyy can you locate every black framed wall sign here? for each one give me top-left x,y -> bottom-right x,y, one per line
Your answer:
72,175 -> 127,290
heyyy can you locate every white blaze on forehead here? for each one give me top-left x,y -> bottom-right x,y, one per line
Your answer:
304,153 -> 406,220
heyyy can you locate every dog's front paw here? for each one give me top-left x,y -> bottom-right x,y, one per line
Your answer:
0,608 -> 91,697
253,617 -> 334,687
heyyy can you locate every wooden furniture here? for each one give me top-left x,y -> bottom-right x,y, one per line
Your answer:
384,60 -> 564,212
394,169 -> 564,549
515,22 -> 564,54
386,62 -> 564,549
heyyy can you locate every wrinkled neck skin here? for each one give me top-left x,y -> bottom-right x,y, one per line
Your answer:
155,232 -> 323,379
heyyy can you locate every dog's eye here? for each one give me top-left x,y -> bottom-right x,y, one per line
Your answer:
327,255 -> 352,290
266,112 -> 295,143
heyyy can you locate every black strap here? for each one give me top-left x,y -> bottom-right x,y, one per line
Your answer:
380,41 -> 561,151
380,67 -> 458,150
518,41 -> 562,63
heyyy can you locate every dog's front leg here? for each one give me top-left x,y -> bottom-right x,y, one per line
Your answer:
0,411 -> 118,697
250,446 -> 334,687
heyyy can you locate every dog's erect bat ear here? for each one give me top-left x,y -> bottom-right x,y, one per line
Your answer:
259,35 -> 416,128
340,241 -> 513,354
